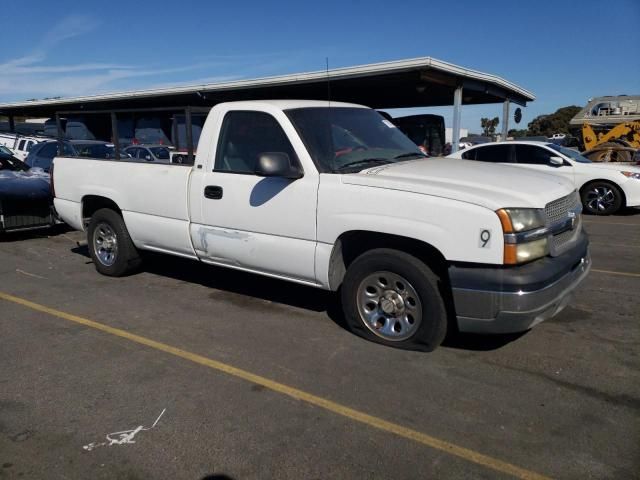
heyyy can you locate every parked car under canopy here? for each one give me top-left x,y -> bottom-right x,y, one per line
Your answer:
0,147 -> 56,234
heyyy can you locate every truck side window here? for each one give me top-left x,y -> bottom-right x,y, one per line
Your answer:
214,111 -> 298,174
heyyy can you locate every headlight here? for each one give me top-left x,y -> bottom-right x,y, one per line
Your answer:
496,208 -> 546,233
621,171 -> 640,180
496,208 -> 549,265
504,238 -> 549,264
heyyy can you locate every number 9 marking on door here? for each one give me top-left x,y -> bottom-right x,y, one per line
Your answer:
479,229 -> 491,248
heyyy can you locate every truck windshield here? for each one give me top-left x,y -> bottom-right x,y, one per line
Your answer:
285,107 -> 425,173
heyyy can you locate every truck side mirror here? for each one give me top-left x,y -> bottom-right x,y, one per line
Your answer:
255,152 -> 303,179
549,156 -> 564,166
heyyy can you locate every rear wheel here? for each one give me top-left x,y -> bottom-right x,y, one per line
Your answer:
87,208 -> 141,276
581,181 -> 623,215
341,248 -> 447,351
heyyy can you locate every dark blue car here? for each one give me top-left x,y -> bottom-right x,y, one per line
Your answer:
0,146 -> 55,234
25,140 -> 127,172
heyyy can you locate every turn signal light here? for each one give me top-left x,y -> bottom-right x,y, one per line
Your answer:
496,209 -> 513,233
504,244 -> 518,264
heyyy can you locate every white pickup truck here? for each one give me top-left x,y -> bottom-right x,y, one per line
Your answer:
53,100 -> 591,351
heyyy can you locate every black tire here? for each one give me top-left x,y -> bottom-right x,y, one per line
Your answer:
581,181 -> 623,215
340,248 -> 447,351
87,208 -> 141,276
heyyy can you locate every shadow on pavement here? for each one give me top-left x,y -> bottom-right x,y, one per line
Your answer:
442,331 -> 527,351
617,207 -> 640,216
72,246 -> 348,327
201,475 -> 236,480
71,246 -> 526,352
0,223 -> 72,243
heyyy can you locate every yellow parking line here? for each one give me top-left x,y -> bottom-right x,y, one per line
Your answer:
592,269 -> 640,278
0,290 -> 551,480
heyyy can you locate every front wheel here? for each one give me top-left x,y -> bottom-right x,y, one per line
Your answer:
581,181 -> 623,215
341,249 -> 447,351
87,208 -> 141,276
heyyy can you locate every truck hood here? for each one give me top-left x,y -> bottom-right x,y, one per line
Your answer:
341,158 -> 574,210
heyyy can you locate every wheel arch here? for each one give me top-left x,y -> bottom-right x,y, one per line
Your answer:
81,195 -> 122,227
327,230 -> 449,291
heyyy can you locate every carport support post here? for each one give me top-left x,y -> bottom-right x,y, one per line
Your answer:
185,107 -> 193,164
451,86 -> 463,153
111,112 -> 120,159
56,114 -> 64,156
8,115 -> 15,133
501,100 -> 510,141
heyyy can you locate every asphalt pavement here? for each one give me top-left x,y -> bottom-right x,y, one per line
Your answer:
0,211 -> 638,479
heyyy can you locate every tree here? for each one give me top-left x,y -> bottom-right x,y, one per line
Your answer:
508,129 -> 528,138
480,117 -> 500,137
527,105 -> 581,137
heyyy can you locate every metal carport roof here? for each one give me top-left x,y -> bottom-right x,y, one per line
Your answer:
0,56 -> 534,118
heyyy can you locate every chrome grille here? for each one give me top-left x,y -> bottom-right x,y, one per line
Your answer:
545,191 -> 582,256
550,217 -> 581,254
544,191 -> 580,227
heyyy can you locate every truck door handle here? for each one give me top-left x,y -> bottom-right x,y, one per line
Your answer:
204,185 -> 223,199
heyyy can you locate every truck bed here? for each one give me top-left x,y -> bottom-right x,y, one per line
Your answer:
53,157 -> 196,257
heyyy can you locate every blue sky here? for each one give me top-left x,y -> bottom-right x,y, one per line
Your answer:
1,0 -> 638,132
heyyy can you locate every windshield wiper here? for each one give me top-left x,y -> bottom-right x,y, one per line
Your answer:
335,158 -> 392,172
394,152 -> 426,159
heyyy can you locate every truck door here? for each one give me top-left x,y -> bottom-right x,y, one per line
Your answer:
190,109 -> 319,284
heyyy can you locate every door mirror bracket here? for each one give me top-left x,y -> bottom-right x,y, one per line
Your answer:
549,156 -> 565,167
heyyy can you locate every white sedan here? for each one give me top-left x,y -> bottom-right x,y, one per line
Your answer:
448,140 -> 640,215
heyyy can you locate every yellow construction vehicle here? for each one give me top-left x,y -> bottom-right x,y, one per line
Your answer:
581,121 -> 640,162
570,96 -> 640,163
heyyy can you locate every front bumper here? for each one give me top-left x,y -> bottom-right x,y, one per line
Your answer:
621,181 -> 640,208
449,235 -> 591,334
